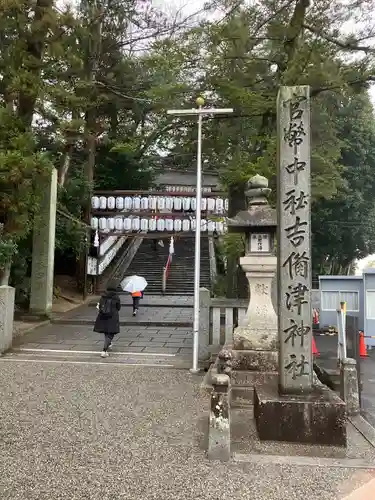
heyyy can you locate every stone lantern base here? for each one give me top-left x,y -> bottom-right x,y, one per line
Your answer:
232,254 -> 278,372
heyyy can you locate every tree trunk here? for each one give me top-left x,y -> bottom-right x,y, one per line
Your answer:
0,262 -> 11,286
58,144 -> 73,187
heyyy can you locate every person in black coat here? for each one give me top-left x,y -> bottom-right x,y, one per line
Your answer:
94,281 -> 121,358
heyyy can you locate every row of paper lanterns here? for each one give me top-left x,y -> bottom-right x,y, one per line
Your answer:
165,186 -> 212,193
91,217 -> 226,233
91,196 -> 228,212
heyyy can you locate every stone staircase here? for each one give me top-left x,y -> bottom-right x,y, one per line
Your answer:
122,239 -> 169,294
166,236 -> 211,295
122,236 -> 211,295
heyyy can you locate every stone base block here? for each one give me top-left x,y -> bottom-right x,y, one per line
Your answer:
0,286 -> 15,354
233,326 -> 278,352
231,349 -> 278,372
254,375 -> 347,446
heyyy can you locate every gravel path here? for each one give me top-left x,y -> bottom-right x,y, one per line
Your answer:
0,361 -> 372,500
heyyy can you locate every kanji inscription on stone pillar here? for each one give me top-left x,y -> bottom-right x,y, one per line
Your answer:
277,86 -> 312,393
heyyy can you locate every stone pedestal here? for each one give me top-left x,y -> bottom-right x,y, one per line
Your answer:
30,169 -> 58,317
207,371 -> 231,461
254,374 -> 346,446
233,254 -> 278,371
199,287 -> 211,361
0,286 -> 15,354
340,358 -> 360,416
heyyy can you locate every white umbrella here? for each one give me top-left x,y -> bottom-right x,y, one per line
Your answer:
120,275 -> 148,293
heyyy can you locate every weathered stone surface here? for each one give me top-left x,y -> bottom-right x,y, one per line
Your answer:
231,350 -> 278,373
254,375 -> 347,446
233,255 -> 278,351
231,370 -> 279,390
198,287 -> 210,361
340,357 -> 360,416
277,85 -> 313,393
30,169 -> 58,317
207,381 -> 231,461
0,286 -> 15,354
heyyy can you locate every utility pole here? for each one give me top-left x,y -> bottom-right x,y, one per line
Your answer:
167,98 -> 233,373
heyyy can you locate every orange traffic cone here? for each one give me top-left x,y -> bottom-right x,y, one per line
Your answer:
312,336 -> 320,357
359,331 -> 368,358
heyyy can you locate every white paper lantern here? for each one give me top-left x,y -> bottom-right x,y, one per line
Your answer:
116,197 -> 124,210
123,218 -> 131,231
165,197 -> 173,210
174,219 -> 182,231
157,197 -> 165,210
157,218 -> 165,231
201,219 -> 207,231
132,217 -> 140,231
133,196 -> 141,211
182,219 -> 190,232
149,218 -> 157,231
99,217 -> 107,230
107,218 -> 115,231
91,196 -> 100,209
140,218 -> 148,231
191,198 -> 197,211
165,218 -> 174,232
107,196 -> 115,210
217,221 -> 224,234
173,197 -> 182,210
201,198 -> 207,210
191,219 -> 196,231
208,220 -> 215,232
215,198 -> 224,213
141,197 -> 149,210
149,196 -> 157,210
224,198 -> 229,211
183,197 -> 190,211
207,198 -> 215,211
91,217 -> 99,230
99,196 -> 107,210
124,196 -> 132,210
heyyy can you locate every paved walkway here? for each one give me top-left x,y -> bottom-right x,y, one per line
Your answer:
12,295 -> 193,364
0,361 -> 374,500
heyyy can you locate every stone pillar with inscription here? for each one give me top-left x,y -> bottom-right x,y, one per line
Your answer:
277,85 -> 313,393
30,169 -> 58,317
253,86 -> 347,447
226,174 -> 278,373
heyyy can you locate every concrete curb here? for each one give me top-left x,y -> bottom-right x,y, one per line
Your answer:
349,414 -> 375,449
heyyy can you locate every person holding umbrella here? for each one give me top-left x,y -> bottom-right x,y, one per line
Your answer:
120,275 -> 148,316
94,280 -> 121,358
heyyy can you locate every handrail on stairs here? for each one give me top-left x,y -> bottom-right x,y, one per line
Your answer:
162,236 -> 174,294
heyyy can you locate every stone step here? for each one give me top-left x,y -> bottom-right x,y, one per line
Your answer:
52,318 -> 193,327
3,349 -> 191,369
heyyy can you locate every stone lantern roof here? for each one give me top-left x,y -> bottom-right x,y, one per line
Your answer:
226,174 -> 276,231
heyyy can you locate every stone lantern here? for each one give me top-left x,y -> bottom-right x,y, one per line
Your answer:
226,174 -> 278,370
